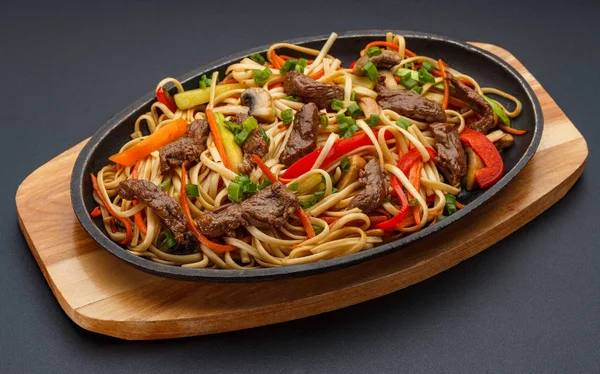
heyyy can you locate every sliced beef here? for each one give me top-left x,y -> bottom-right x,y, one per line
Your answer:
283,71 -> 344,109
375,75 -> 446,123
352,50 -> 403,76
348,158 -> 388,212
430,122 -> 467,187
159,118 -> 210,174
116,179 -> 197,252
195,182 -> 298,238
233,113 -> 269,175
279,102 -> 319,167
445,72 -> 494,133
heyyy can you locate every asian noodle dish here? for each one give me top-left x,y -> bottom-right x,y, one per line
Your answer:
89,32 -> 526,269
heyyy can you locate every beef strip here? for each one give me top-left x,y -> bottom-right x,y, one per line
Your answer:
283,71 -> 344,109
233,113 -> 269,175
445,72 -> 494,133
195,182 -> 298,238
116,179 -> 197,254
279,102 -> 319,167
352,50 -> 403,76
430,122 -> 467,187
348,158 -> 388,212
159,118 -> 210,174
375,75 -> 446,123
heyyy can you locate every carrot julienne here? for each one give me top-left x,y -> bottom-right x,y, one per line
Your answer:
438,58 -> 450,109
206,109 -> 232,171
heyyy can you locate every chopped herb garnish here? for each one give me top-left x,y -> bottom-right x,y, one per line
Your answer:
408,198 -> 419,207
436,214 -> 447,222
185,183 -> 200,198
361,61 -> 379,82
279,59 -> 297,73
336,114 -> 359,138
331,99 -> 345,111
253,67 -> 272,86
367,114 -> 380,127
331,187 -> 339,194
312,224 -> 324,235
257,178 -> 272,190
229,175 -> 258,202
250,53 -> 265,65
445,194 -> 457,216
320,114 -> 329,127
404,62 -> 414,70
346,103 -> 363,118
340,156 -> 351,172
159,177 -> 171,192
412,86 -> 423,95
281,109 -> 293,125
350,90 -> 356,101
299,201 -> 312,209
199,74 -> 212,89
396,117 -> 411,130
288,181 -> 298,191
295,58 -> 308,73
228,182 -> 243,203
282,95 -> 300,102
224,120 -> 242,134
299,190 -> 326,209
259,127 -> 270,144
157,229 -> 177,250
422,61 -> 436,72
234,116 -> 259,146
366,46 -> 383,57
418,67 -> 435,83
400,72 -> 418,89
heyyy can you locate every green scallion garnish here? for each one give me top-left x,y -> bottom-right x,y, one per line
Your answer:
346,103 -> 363,118
279,59 -> 297,73
250,53 -> 265,65
288,181 -> 298,191
331,99 -> 345,111
253,67 -> 272,86
400,72 -> 418,89
185,183 -> 200,198
367,114 -> 380,127
281,109 -> 293,125
422,61 -> 436,72
361,61 -> 379,82
366,47 -> 383,57
417,67 -> 435,83
340,156 -> 351,172
159,177 -> 171,192
228,183 -> 243,203
396,117 -> 411,130
320,114 -> 329,127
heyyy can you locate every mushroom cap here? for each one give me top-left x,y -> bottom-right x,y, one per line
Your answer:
240,88 -> 275,123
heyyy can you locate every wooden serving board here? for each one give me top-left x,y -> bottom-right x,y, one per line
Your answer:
16,43 -> 588,340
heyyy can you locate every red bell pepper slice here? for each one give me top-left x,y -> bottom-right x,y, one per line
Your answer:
156,86 -> 177,113
374,176 -> 409,231
459,128 -> 504,188
281,130 -> 394,179
397,147 -> 437,176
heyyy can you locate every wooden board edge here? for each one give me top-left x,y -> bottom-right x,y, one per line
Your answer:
69,138 -> 588,340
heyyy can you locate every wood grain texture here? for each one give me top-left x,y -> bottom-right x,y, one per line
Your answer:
15,43 -> 588,340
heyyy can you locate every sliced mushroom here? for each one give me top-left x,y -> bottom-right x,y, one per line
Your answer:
240,88 -> 275,123
465,147 -> 484,191
486,129 -> 514,150
357,97 -> 381,119
211,105 -> 249,116
380,70 -> 398,89
336,155 -> 367,190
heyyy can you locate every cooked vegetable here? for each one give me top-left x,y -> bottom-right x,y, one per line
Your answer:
206,110 -> 232,171
155,86 -> 177,112
336,155 -> 366,190
173,83 -> 245,110
374,177 -> 409,231
397,147 -> 437,176
340,156 -> 351,172
240,88 -> 275,123
483,95 -> 511,126
445,194 -> 457,215
460,128 -> 504,188
281,109 -> 294,124
331,99 -> 345,111
250,53 -> 266,65
109,118 -> 188,166
199,74 -> 211,89
346,103 -> 363,118
361,61 -> 379,82
438,59 -> 449,109
215,113 -> 243,172
233,116 -> 258,146
157,229 -> 177,250
465,147 -> 484,191
186,184 -> 200,198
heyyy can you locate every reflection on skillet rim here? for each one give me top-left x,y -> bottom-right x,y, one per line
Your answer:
71,30 -> 543,282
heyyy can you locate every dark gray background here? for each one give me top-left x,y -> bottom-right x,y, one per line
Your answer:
2,0 -> 599,372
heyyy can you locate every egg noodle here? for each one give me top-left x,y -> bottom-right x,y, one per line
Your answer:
91,32 -> 522,269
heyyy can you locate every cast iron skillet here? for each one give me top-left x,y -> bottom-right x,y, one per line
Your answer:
71,30 -> 543,282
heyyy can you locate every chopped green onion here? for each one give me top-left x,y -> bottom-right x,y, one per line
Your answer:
331,187 -> 339,194
234,117 -> 259,146
483,95 -> 511,126
436,214 -> 447,222
299,201 -> 312,209
279,59 -> 297,73
233,175 -> 258,195
258,178 -> 272,190
417,67 -> 435,83
335,114 -> 359,138
186,184 -> 200,198
396,117 -> 411,130
159,177 -> 171,192
346,103 -> 363,118
281,109 -> 293,125
283,95 -> 300,102
350,90 -> 356,101
331,99 -> 345,111
366,46 -> 382,57
312,224 -> 324,235
199,74 -> 212,89
400,72 -> 418,89
288,181 -> 298,191
242,181 -> 257,194
157,229 -> 177,250
228,182 -> 243,203
404,62 -> 414,70
361,61 -> 379,82
299,190 -> 326,209
259,127 -> 270,144
224,120 -> 242,134
445,194 -> 457,216
250,53 -> 265,65
243,116 -> 259,130
253,68 -> 272,86
408,198 -> 419,207
367,114 -> 380,127
340,156 -> 351,172
295,58 -> 308,73
412,86 -> 423,95
320,114 -> 329,127
422,61 -> 436,72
